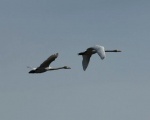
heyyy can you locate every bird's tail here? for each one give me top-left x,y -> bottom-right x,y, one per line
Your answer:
78,52 -> 85,55
27,66 -> 34,69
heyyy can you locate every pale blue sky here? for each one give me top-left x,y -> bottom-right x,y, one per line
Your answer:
0,0 -> 150,120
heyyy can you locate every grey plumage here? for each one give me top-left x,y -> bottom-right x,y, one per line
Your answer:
28,53 -> 71,74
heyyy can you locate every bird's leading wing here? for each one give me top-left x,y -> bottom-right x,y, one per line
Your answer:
92,45 -> 106,59
82,54 -> 91,71
38,53 -> 58,68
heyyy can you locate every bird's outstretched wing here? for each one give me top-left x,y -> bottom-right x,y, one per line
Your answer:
38,53 -> 58,68
91,45 -> 106,59
82,54 -> 92,71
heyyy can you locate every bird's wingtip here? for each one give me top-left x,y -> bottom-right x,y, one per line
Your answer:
55,53 -> 59,57
83,67 -> 86,71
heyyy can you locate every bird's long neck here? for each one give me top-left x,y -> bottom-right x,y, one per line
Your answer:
48,67 -> 65,71
105,50 -> 121,52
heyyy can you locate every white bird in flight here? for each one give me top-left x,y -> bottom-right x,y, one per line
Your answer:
78,45 -> 121,71
28,53 -> 71,73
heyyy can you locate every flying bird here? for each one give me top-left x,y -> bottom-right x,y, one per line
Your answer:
28,53 -> 71,73
78,45 -> 121,71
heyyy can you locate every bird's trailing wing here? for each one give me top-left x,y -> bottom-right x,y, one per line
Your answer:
38,53 -> 58,68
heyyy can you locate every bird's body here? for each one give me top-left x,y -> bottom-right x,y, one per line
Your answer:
78,45 -> 121,71
28,53 -> 71,73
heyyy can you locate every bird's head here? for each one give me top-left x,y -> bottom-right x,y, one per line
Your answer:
114,50 -> 122,52
63,66 -> 71,69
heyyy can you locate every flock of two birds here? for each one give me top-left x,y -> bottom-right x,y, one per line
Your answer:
28,45 -> 121,73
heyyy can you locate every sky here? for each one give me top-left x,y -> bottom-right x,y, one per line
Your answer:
0,0 -> 150,120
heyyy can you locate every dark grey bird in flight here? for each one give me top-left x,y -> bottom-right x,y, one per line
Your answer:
28,53 -> 71,73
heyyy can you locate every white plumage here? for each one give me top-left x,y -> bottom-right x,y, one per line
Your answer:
78,45 -> 121,71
